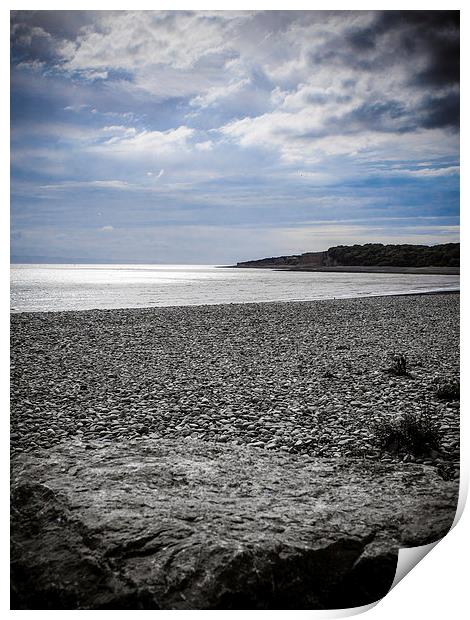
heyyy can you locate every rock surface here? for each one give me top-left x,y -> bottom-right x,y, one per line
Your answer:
11,438 -> 458,610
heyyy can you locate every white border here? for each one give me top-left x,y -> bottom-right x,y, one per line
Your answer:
4,3 -> 467,618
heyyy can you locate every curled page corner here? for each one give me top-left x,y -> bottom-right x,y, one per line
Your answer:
325,601 -> 380,618
301,600 -> 379,619
451,473 -> 468,530
389,469 -> 467,593
390,540 -> 440,591
318,474 -> 467,619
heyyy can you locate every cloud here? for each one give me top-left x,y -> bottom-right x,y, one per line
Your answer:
189,78 -> 250,109
10,11 -> 460,262
194,141 -> 213,152
40,180 -> 131,190
419,92 -> 460,130
11,11 -> 460,137
11,22 -> 51,46
100,225 -> 114,232
56,12 -> 233,72
64,103 -> 90,112
397,166 -> 460,178
15,59 -> 46,72
219,107 -> 459,164
100,125 -> 137,137
90,126 -> 211,164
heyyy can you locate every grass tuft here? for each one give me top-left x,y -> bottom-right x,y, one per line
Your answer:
385,353 -> 409,377
435,381 -> 460,401
373,410 -> 441,458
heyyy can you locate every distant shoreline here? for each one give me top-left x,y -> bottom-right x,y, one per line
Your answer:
11,263 -> 460,276
228,265 -> 460,276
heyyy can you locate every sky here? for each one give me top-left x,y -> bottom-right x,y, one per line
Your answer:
10,10 -> 459,264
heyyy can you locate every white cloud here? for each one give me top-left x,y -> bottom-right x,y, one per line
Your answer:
91,126 -> 209,162
219,105 -> 459,164
100,225 -> 114,232
15,59 -> 46,72
40,180 -> 131,190
194,141 -> 213,152
63,104 -> 90,112
146,169 -> 165,178
100,125 -> 137,137
189,78 -> 250,109
57,12 -> 243,73
398,166 -> 460,178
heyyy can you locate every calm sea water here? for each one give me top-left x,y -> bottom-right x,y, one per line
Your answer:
10,264 -> 460,313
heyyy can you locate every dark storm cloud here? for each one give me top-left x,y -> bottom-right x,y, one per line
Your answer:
306,10 -> 459,94
11,10 -> 97,41
420,92 -> 460,130
10,11 -> 109,70
413,39 -> 460,87
336,100 -> 414,134
346,28 -> 376,51
346,11 -> 460,87
301,10 -> 460,137
387,11 -> 459,88
327,92 -> 459,136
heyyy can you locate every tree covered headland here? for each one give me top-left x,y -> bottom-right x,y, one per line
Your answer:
236,243 -> 460,268
325,243 -> 459,267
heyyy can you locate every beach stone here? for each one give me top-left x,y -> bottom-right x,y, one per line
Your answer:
11,437 -> 458,610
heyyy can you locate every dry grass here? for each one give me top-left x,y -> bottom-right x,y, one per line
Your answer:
373,410 -> 441,457
435,381 -> 460,401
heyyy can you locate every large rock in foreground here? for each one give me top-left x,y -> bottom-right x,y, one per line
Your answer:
11,438 -> 458,610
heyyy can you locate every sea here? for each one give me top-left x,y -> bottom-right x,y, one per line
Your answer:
10,264 -> 460,313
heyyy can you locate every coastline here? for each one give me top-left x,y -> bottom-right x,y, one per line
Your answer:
227,265 -> 460,275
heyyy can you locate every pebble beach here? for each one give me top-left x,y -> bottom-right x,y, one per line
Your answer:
11,293 -> 459,475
